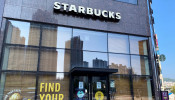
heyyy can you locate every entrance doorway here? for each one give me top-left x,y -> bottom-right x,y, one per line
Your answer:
72,75 -> 108,100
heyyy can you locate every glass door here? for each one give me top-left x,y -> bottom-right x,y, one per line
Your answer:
73,76 -> 89,100
72,75 -> 108,100
92,76 -> 107,100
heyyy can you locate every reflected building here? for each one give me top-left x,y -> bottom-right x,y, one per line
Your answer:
6,22 -> 40,71
8,21 -> 40,46
28,23 -> 40,46
39,49 -> 58,72
132,56 -> 147,75
71,37 -> 108,68
40,27 -> 71,72
71,36 -> 83,50
7,21 -> 25,45
110,63 -> 130,74
63,40 -> 71,71
38,26 -> 58,72
140,56 -> 147,75
83,61 -> 89,67
93,58 -> 107,68
138,40 -> 148,55
71,36 -> 84,68
6,23 -> 71,72
5,22 -> 40,71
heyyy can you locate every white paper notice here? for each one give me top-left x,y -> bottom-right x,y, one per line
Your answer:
97,82 -> 101,89
79,82 -> 84,89
110,80 -> 115,88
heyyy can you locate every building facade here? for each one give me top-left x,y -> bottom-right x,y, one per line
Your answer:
0,0 -> 160,100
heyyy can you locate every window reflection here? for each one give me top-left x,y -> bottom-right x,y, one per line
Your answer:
131,56 -> 150,75
109,54 -> 131,74
39,49 -> 71,72
130,36 -> 148,55
2,46 -> 38,71
42,26 -> 72,48
108,33 -> 129,54
6,20 -> 40,46
0,19 -> 155,100
72,29 -> 107,52
0,72 -> 36,100
110,75 -> 132,100
37,73 -> 69,100
71,50 -> 108,68
133,76 -> 153,100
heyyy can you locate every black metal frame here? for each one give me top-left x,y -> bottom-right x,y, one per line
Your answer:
146,0 -> 159,98
0,19 -> 155,100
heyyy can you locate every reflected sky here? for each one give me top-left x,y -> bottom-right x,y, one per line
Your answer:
131,56 -> 142,75
57,27 -> 72,48
108,33 -> 129,54
57,49 -> 65,72
73,29 -> 107,52
10,20 -> 31,45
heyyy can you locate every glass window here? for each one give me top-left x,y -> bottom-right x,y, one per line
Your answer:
108,33 -> 129,54
72,29 -> 107,52
39,49 -> 71,72
37,73 -> 69,100
109,54 -> 131,74
42,26 -> 72,49
130,36 -> 148,55
6,20 -> 40,46
71,50 -> 108,68
116,0 -> 137,4
110,75 -> 132,100
0,72 -> 36,100
2,46 -> 38,71
133,76 -> 153,100
131,56 -> 150,75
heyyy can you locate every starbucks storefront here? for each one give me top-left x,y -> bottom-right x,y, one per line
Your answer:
0,0 -> 157,99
